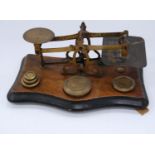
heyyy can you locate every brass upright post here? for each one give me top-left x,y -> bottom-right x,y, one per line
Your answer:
34,44 -> 41,55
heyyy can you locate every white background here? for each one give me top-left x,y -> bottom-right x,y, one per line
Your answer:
0,20 -> 155,133
0,0 -> 155,154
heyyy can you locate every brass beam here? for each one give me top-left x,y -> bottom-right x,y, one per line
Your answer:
41,44 -> 127,53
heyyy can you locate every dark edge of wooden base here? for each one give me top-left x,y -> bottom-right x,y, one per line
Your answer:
7,55 -> 149,111
7,91 -> 148,111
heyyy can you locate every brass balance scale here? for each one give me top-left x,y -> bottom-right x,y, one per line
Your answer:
7,22 -> 148,112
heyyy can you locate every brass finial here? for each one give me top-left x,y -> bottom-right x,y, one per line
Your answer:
80,22 -> 86,31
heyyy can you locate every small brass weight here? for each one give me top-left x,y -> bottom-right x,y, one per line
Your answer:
63,75 -> 92,97
21,71 -> 40,88
112,75 -> 136,93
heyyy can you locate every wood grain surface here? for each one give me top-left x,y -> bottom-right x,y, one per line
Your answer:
9,54 -> 145,102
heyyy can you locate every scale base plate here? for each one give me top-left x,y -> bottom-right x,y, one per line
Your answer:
7,54 -> 148,111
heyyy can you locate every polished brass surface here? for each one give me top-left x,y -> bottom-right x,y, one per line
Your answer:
112,75 -> 136,92
23,71 -> 37,81
116,66 -> 125,73
63,75 -> 92,97
41,44 -> 127,54
23,23 -> 129,72
23,77 -> 38,85
23,28 -> 55,44
21,71 -> 40,88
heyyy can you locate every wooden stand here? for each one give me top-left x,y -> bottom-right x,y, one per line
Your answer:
7,54 -> 148,111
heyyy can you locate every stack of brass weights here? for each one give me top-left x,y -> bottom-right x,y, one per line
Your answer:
21,71 -> 40,88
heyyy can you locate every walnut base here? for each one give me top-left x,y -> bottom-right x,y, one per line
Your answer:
7,54 -> 148,111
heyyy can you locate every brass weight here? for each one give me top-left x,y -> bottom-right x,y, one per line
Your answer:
21,71 -> 40,88
63,75 -> 92,97
112,75 -> 136,93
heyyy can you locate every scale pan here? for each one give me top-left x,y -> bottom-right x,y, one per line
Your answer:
23,27 -> 55,44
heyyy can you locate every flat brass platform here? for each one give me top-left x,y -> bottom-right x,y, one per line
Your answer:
7,54 -> 148,111
112,75 -> 136,93
63,75 -> 92,97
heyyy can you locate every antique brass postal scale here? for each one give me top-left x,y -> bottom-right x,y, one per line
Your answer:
7,22 -> 149,112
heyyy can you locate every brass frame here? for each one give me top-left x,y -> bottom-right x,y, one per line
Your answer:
32,22 -> 128,66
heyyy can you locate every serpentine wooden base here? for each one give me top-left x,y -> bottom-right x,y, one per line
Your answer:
7,54 -> 148,111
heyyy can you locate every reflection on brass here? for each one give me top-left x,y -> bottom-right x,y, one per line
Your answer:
23,28 -> 55,44
21,71 -> 40,88
112,75 -> 135,92
116,66 -> 125,73
24,71 -> 36,80
63,76 -> 92,97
